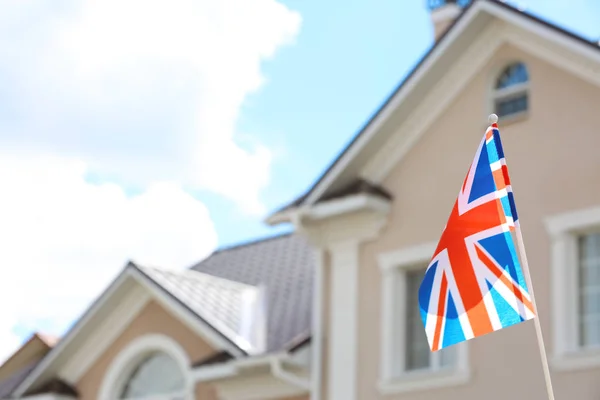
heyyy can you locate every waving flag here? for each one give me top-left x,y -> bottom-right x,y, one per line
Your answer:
418,120 -> 535,352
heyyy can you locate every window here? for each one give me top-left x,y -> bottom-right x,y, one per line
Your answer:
492,62 -> 529,119
99,334 -> 192,400
378,243 -> 469,394
577,233 -> 600,348
120,352 -> 186,399
546,206 -> 600,371
404,269 -> 457,373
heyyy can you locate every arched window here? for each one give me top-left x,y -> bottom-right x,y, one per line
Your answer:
492,62 -> 529,119
120,352 -> 186,399
99,335 -> 192,400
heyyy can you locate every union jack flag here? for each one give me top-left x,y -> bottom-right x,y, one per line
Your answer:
418,121 -> 536,352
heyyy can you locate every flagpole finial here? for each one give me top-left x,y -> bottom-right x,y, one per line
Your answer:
488,113 -> 498,125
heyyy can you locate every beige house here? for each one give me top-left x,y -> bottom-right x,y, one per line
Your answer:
2,0 -> 600,398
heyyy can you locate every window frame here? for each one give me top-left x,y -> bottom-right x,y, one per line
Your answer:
378,242 -> 470,395
545,206 -> 600,371
489,61 -> 530,122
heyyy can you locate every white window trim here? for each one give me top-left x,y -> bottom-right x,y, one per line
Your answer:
488,61 -> 530,122
545,205 -> 600,371
377,242 -> 470,395
99,334 -> 193,400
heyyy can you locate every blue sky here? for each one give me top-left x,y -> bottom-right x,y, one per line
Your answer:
0,0 -> 598,359
212,0 -> 600,248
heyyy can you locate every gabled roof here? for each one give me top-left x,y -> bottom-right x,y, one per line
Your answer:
13,262 -> 258,397
267,0 -> 600,221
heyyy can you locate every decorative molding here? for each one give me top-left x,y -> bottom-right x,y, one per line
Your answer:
361,20 -> 505,183
304,193 -> 390,221
550,349 -> 600,372
60,285 -> 151,382
544,205 -> 600,237
300,208 -> 389,248
98,333 -> 193,400
378,243 -> 470,393
544,205 -> 600,371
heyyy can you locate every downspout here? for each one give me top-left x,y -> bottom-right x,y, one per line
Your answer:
269,356 -> 311,390
310,248 -> 324,400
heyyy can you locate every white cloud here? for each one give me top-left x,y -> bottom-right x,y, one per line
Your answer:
0,153 -> 219,363
0,0 -> 301,364
0,0 -> 302,215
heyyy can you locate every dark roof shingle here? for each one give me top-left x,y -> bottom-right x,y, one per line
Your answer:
191,234 -> 315,352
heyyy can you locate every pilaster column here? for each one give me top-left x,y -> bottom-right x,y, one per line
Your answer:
327,239 -> 359,400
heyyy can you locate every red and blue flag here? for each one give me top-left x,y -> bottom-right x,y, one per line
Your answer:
418,121 -> 535,351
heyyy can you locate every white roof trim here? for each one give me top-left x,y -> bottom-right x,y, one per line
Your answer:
267,192 -> 390,226
304,193 -> 390,221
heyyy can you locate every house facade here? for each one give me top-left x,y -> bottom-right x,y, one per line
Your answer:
1,0 -> 600,399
